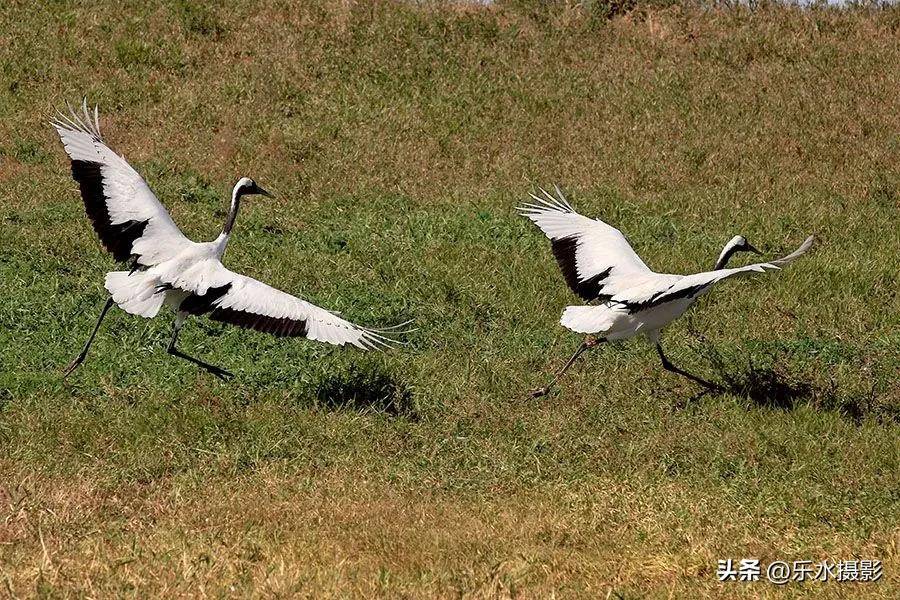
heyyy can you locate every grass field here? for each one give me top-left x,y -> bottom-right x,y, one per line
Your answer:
1,1 -> 899,597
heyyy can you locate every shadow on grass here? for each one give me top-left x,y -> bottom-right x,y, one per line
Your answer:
717,362 -> 814,412
683,344 -> 896,425
314,362 -> 416,419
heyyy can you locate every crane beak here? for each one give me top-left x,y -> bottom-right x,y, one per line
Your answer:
256,186 -> 273,198
746,243 -> 762,255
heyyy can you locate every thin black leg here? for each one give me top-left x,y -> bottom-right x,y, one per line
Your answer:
531,336 -> 603,398
167,320 -> 233,381
63,297 -> 115,378
655,343 -> 723,391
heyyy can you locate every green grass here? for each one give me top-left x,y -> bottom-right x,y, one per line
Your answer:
0,1 -> 898,597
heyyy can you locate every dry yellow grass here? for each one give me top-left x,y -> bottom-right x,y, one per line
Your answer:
3,464 -> 897,597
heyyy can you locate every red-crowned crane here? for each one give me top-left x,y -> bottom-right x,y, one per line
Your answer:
54,100 -> 405,380
519,186 -> 814,397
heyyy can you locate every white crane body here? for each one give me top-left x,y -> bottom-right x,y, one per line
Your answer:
53,100 -> 403,379
519,186 -> 814,395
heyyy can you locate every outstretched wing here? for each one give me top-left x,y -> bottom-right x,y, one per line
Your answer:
171,260 -> 405,350
518,186 -> 653,301
611,235 -> 815,312
52,99 -> 192,265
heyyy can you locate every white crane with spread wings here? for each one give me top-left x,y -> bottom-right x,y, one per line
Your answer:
519,186 -> 814,397
54,100 -> 405,380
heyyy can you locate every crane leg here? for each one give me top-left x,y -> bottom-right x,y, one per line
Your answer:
531,336 -> 603,398
63,297 -> 115,378
166,318 -> 233,381
655,343 -> 723,391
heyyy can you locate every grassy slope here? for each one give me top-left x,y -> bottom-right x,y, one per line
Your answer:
0,1 -> 898,597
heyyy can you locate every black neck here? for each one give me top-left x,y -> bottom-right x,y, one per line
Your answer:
222,189 -> 244,236
714,245 -> 740,270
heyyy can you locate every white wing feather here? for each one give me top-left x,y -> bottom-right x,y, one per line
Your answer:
560,235 -> 815,337
518,186 -> 652,300
52,99 -> 192,265
171,260 -> 404,350
610,235 -> 816,310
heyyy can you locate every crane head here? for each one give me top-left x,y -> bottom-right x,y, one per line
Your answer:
234,177 -> 273,199
715,235 -> 762,270
731,235 -> 761,255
